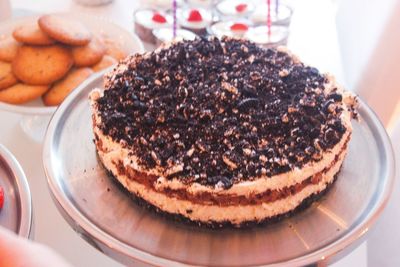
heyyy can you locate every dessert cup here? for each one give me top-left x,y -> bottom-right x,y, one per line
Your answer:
209,20 -> 252,39
250,3 -> 293,26
134,8 -> 172,44
216,0 -> 255,19
177,7 -> 213,36
245,25 -> 289,47
153,28 -> 197,46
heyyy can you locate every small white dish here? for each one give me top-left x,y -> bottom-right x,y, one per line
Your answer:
0,144 -> 32,238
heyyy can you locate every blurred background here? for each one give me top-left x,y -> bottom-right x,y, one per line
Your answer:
7,0 -> 400,129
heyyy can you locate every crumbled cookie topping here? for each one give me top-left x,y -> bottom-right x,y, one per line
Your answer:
96,37 -> 349,189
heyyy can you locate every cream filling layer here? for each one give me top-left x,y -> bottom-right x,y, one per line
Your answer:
98,140 -> 346,225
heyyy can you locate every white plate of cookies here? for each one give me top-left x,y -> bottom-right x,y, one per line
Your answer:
0,13 -> 144,115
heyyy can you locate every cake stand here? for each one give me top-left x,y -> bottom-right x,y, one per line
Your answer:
43,73 -> 395,266
0,144 -> 32,238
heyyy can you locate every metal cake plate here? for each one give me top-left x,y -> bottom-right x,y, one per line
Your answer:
0,144 -> 32,238
43,72 -> 395,266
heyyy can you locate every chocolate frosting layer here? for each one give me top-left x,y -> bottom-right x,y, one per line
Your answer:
96,37 -> 347,188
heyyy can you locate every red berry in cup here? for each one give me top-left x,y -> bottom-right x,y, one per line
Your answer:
152,13 -> 167,23
188,9 -> 203,22
230,23 -> 248,32
0,186 -> 4,210
235,3 -> 247,13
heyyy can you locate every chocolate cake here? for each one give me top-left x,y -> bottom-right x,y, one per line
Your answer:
89,37 -> 357,227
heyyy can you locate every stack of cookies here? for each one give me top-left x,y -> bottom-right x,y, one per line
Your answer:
0,14 -> 127,106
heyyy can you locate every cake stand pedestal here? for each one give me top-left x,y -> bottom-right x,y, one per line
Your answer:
42,74 -> 394,267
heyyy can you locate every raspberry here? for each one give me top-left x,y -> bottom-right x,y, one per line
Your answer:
0,187 -> 4,210
152,13 -> 167,23
235,3 -> 247,13
230,23 -> 248,32
188,9 -> 203,22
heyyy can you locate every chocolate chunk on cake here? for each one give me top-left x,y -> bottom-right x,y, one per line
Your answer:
89,37 -> 357,227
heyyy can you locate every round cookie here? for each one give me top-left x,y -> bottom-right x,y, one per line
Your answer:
91,55 -> 117,72
38,14 -> 92,46
0,61 -> 18,90
43,67 -> 93,106
12,45 -> 73,85
0,36 -> 20,62
101,36 -> 127,60
0,83 -> 49,104
72,37 -> 106,67
13,22 -> 56,45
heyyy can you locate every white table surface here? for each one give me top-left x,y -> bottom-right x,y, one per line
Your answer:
0,0 -> 367,266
